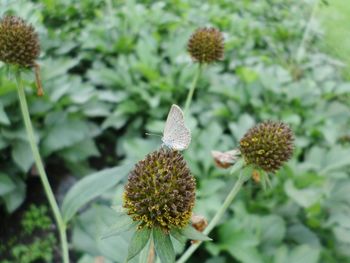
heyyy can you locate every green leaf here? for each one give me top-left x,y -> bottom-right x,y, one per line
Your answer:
288,224 -> 320,247
2,177 -> 26,213
0,76 -> 16,96
138,241 -> 152,263
227,246 -> 263,263
102,110 -> 128,130
170,229 -> 187,244
0,104 -> 10,125
61,163 -> 132,223
153,228 -> 175,263
127,228 -> 151,260
60,139 -> 100,162
284,180 -> 322,208
0,173 -> 16,195
101,213 -> 136,240
321,146 -> 350,174
42,119 -> 91,155
288,245 -> 320,263
11,141 -> 34,172
179,225 -> 212,241
260,215 -> 286,245
73,205 -> 131,262
41,57 -> 80,80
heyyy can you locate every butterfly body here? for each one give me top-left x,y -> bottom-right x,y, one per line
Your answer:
162,104 -> 191,151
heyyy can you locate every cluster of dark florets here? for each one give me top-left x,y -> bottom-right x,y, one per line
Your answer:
240,121 -> 294,173
187,27 -> 224,64
123,148 -> 196,231
0,16 -> 40,68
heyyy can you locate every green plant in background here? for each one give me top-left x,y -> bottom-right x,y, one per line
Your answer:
10,235 -> 56,263
0,1 -> 350,263
0,15 -> 69,263
21,204 -> 52,234
0,204 -> 56,263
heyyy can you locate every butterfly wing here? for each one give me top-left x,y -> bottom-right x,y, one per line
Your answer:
162,104 -> 191,151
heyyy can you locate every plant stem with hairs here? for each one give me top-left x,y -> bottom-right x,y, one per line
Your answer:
15,71 -> 69,263
177,170 -> 247,263
184,64 -> 203,115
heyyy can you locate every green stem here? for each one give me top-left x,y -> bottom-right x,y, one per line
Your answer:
15,71 -> 69,263
183,64 -> 203,115
176,172 -> 246,263
296,0 -> 319,62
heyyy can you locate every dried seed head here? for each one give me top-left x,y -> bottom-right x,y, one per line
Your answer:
123,148 -> 196,231
239,121 -> 294,173
0,16 -> 40,68
187,27 -> 224,64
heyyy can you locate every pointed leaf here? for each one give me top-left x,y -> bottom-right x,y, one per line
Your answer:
153,228 -> 175,263
180,225 -> 212,241
0,104 -> 10,125
101,214 -> 136,240
170,229 -> 187,244
0,173 -> 16,195
62,163 -> 132,223
127,228 -> 151,260
11,141 -> 34,172
138,241 -> 152,263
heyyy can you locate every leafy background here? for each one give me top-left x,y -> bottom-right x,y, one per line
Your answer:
0,0 -> 350,262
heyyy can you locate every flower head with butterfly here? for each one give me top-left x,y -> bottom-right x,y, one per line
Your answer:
117,104 -> 209,262
123,104 -> 194,229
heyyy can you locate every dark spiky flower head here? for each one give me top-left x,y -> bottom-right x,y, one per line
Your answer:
0,16 -> 40,68
239,121 -> 294,173
123,148 -> 196,232
188,27 -> 224,64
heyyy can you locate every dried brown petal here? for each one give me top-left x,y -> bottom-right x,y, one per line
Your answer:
212,149 -> 239,169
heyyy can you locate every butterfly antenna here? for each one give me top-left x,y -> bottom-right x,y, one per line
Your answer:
145,132 -> 162,137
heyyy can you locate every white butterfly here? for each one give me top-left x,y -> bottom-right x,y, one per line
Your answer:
162,104 -> 191,151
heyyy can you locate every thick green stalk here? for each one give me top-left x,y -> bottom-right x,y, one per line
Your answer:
176,172 -> 246,263
183,64 -> 203,115
15,71 -> 69,263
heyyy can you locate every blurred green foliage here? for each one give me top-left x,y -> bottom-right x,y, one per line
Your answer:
318,0 -> 350,79
0,0 -> 349,262
0,204 -> 56,262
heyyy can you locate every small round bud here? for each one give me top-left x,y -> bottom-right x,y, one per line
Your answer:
123,148 -> 196,231
239,121 -> 294,173
187,27 -> 224,64
0,16 -> 40,68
